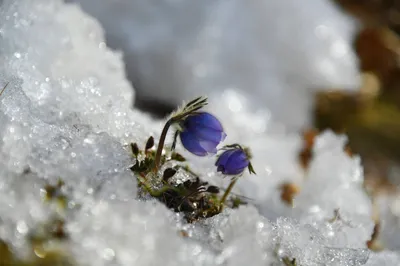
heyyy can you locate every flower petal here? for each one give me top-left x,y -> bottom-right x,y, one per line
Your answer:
198,139 -> 219,154
215,149 -> 235,167
180,131 -> 207,156
194,126 -> 226,143
186,112 -> 224,132
224,167 -> 245,175
225,150 -> 249,175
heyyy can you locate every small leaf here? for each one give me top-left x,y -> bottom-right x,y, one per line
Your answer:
184,96 -> 208,111
130,159 -> 151,173
185,96 -> 203,108
163,168 -> 177,182
186,105 -> 204,114
131,143 -> 139,157
130,164 -> 138,172
182,97 -> 208,114
221,143 -> 242,151
171,152 -> 186,162
206,186 -> 220,194
145,136 -> 154,150
191,97 -> 208,109
231,196 -> 247,208
248,162 -> 256,175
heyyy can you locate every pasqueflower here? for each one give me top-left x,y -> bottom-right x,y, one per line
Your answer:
179,112 -> 226,156
215,145 -> 255,175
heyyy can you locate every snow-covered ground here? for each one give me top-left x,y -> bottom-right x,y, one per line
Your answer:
0,0 -> 399,265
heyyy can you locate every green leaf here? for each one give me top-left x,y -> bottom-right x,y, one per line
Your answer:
169,96 -> 208,123
185,96 -> 204,108
171,152 -> 186,162
231,196 -> 247,208
248,162 -> 256,175
182,96 -> 208,113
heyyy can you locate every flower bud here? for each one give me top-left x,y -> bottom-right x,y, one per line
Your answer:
215,147 -> 250,175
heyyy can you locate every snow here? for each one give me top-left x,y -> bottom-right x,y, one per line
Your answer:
0,0 -> 398,265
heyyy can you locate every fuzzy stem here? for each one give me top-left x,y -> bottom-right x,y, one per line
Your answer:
153,109 -> 197,174
219,177 -> 238,210
153,120 -> 172,173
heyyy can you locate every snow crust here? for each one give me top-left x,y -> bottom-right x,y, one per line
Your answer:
0,0 -> 398,265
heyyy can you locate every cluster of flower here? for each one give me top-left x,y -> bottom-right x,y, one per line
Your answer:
167,97 -> 255,176
131,96 -> 256,220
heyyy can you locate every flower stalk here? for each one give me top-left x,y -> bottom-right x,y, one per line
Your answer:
219,177 -> 238,210
153,120 -> 172,173
131,95 -> 256,222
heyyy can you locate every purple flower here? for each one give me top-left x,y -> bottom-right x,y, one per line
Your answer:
216,146 -> 254,175
179,112 -> 226,156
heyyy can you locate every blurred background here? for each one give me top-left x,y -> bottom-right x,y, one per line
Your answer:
70,0 -> 400,200
316,0 -> 400,197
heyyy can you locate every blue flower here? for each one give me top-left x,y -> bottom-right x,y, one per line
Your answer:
215,146 -> 254,175
179,112 -> 226,156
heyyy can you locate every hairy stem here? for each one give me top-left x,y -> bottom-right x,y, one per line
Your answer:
153,107 -> 201,174
153,120 -> 171,173
219,177 -> 238,210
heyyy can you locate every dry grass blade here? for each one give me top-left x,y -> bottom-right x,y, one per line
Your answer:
0,82 -> 9,97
